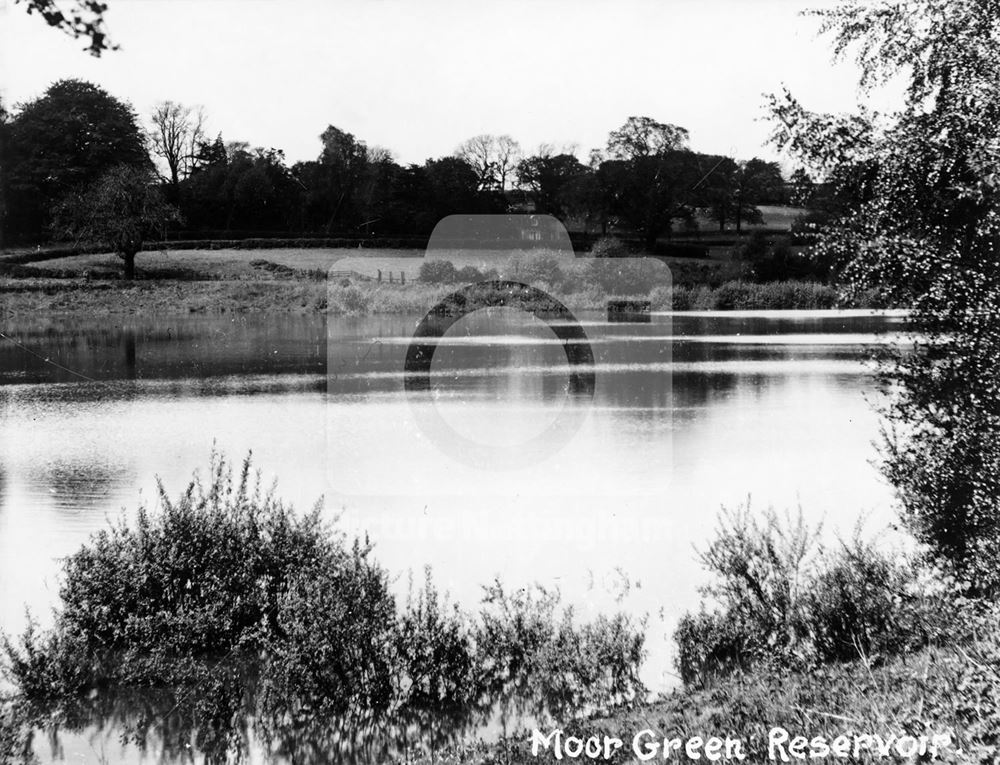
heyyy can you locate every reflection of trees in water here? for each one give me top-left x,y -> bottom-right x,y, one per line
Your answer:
21,578 -> 643,764
0,316 -> 327,384
27,657 -> 534,764
26,457 -> 133,512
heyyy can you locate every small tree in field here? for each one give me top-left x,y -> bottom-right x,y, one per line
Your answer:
52,165 -> 180,279
770,0 -> 1000,589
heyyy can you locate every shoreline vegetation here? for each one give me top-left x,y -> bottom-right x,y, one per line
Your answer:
0,454 -> 648,763
0,245 -> 888,316
2,457 -> 997,763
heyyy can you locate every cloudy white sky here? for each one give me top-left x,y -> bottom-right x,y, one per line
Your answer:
1,0 -> 899,167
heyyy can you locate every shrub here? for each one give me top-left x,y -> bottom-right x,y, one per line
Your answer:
674,505 -> 966,687
473,580 -> 645,720
328,283 -> 372,313
418,260 -> 458,284
709,280 -> 840,310
690,285 -> 716,310
589,237 -> 630,259
454,265 -> 487,283
673,610 -> 759,686
806,539 -> 957,663
395,570 -> 478,724
585,258 -> 670,295
650,285 -> 701,311
2,453 -> 360,696
649,285 -> 673,310
262,539 -> 399,724
510,252 -> 565,288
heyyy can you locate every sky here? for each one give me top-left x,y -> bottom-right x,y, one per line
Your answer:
1,0 -> 900,168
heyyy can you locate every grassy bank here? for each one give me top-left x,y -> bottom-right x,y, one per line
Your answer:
483,632 -> 999,764
0,277 -> 330,315
0,247 -> 883,315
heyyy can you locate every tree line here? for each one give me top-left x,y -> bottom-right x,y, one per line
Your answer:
0,79 -> 798,252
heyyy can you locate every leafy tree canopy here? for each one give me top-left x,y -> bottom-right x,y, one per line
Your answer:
4,79 -> 149,240
605,116 -> 689,160
769,0 -> 1000,585
51,164 -> 181,279
17,0 -> 114,55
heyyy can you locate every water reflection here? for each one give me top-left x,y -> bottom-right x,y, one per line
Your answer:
26,664 -> 493,765
0,316 -> 326,385
24,457 -> 133,513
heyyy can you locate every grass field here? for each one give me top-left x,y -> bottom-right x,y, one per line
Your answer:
0,243 -> 865,315
16,247 -> 568,282
12,247 -> 741,285
16,248 -> 419,280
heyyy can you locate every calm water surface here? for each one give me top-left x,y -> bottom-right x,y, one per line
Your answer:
0,309 -> 905,762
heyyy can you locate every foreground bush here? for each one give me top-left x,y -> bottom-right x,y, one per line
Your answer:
3,454 -> 392,699
674,506 -> 967,686
1,453 -> 645,761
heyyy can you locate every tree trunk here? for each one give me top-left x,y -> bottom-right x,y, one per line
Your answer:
122,251 -> 137,280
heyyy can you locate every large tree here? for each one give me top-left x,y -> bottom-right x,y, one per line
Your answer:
604,116 -> 689,160
596,151 -> 701,248
769,0 -> 1000,587
4,79 -> 149,242
455,134 -> 522,193
590,117 -> 697,246
516,152 -> 590,219
694,155 -> 786,233
693,154 -> 740,232
292,125 -> 373,233
52,165 -> 180,279
732,158 -> 786,233
149,101 -> 206,193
